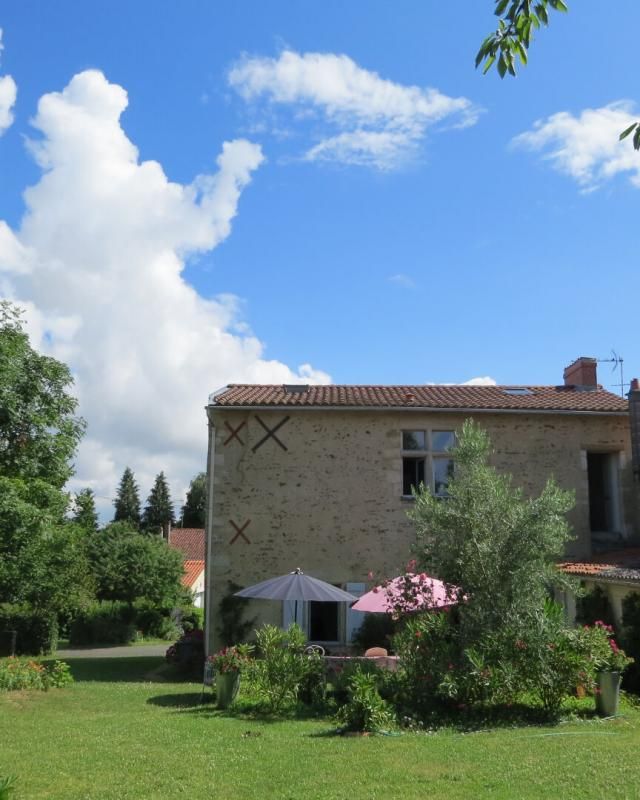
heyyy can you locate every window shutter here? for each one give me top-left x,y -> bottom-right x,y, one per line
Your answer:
345,583 -> 367,643
282,600 -> 304,630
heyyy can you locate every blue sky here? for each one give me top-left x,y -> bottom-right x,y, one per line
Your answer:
1,1 -> 639,510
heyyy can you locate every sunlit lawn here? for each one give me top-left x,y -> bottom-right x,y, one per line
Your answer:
1,657 -> 639,800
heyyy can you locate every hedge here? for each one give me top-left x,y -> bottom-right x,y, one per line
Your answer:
0,604 -> 59,655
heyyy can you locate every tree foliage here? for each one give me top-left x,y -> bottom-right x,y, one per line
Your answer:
0,303 -> 92,618
181,471 -> 206,527
476,0 -> 568,78
409,420 -> 575,644
73,488 -> 99,534
143,471 -> 175,534
0,302 -> 85,487
113,467 -> 141,527
89,522 -> 184,606
478,1 -> 640,149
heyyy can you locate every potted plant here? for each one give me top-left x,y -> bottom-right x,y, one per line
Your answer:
590,621 -> 634,717
208,644 -> 253,709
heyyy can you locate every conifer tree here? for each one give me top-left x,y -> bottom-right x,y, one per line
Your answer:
181,471 -> 206,527
113,467 -> 141,527
73,488 -> 99,534
143,471 -> 175,535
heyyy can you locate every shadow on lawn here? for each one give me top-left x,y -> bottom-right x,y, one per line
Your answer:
51,657 -> 195,684
146,692 -> 326,723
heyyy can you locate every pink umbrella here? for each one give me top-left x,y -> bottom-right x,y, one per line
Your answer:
351,573 -> 460,615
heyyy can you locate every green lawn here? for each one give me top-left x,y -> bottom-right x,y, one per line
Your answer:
1,657 -> 639,800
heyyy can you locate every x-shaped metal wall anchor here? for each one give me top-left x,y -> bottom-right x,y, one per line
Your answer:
223,420 -> 246,447
229,519 -> 251,546
252,415 -> 290,453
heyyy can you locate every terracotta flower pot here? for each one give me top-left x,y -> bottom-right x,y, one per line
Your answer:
595,671 -> 621,717
215,671 -> 240,709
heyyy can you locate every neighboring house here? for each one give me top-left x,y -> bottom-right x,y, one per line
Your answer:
204,357 -> 640,653
168,528 -> 205,608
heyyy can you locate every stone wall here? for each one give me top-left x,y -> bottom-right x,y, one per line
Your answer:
205,408 -> 634,652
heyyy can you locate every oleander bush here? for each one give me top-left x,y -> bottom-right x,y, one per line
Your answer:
0,657 -> 73,691
249,624 -> 312,712
335,666 -> 395,733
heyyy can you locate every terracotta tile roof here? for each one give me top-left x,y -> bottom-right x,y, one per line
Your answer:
558,549 -> 640,583
168,528 -> 205,560
181,559 -> 205,589
212,384 -> 628,414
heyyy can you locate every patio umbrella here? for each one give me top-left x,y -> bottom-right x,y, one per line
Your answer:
234,568 -> 358,622
350,574 -> 460,615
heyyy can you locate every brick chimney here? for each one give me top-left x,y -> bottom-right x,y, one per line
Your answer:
629,378 -> 640,479
563,357 -> 598,390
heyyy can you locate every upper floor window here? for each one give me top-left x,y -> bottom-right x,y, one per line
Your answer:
402,429 -> 455,498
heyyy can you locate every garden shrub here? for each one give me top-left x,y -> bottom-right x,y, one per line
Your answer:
69,602 -> 136,645
0,657 -> 73,691
69,601 -> 185,645
179,606 -> 204,634
621,592 -> 640,692
134,602 -> 180,640
393,610 -> 459,713
331,656 -> 398,709
165,628 -> 205,672
249,624 -> 310,712
0,604 -> 58,655
335,666 -> 395,733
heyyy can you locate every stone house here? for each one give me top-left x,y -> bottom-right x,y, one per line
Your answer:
204,357 -> 640,652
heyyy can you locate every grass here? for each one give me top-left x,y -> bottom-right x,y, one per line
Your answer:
56,638 -> 170,650
1,657 -> 640,799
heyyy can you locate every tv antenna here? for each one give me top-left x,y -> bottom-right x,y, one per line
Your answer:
597,350 -> 625,397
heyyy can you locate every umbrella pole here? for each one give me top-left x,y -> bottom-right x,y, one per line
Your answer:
294,599 -> 298,627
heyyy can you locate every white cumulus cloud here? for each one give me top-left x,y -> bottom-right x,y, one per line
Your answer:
512,101 -> 640,190
0,29 -> 17,135
1,69 -> 330,518
229,49 -> 480,170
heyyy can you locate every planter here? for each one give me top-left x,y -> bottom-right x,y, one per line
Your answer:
596,671 -> 621,717
215,671 -> 240,709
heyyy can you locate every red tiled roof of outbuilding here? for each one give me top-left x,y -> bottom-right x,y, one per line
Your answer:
181,559 -> 205,589
211,384 -> 628,414
168,528 -> 205,561
558,549 -> 640,583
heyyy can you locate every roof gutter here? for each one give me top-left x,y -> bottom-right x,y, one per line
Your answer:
207,404 -> 628,418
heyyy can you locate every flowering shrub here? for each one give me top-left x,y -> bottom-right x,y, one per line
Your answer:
0,657 -> 74,692
165,628 -> 205,670
393,610 -> 459,712
208,644 -> 254,673
580,621 -> 633,674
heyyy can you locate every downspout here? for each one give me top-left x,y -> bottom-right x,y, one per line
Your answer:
629,378 -> 640,481
204,405 -> 216,657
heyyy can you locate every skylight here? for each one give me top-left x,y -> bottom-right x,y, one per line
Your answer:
283,384 -> 310,394
502,388 -> 534,396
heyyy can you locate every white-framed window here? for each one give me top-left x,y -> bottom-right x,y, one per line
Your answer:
401,429 -> 455,498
